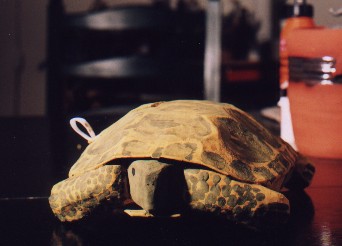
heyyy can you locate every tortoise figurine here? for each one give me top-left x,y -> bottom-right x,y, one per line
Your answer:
49,100 -> 315,226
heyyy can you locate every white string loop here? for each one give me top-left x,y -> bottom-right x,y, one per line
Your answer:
69,117 -> 97,143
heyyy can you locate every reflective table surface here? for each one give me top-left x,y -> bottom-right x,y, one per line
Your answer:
1,116 -> 341,245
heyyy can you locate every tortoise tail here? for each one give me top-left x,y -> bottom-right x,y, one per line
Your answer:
283,153 -> 315,190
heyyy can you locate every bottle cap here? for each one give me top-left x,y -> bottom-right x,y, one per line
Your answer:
285,3 -> 314,18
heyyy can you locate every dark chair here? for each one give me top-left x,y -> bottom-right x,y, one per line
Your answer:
46,1 -> 205,169
47,1 -> 204,116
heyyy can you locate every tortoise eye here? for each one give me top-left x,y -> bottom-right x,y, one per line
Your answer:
132,168 -> 135,176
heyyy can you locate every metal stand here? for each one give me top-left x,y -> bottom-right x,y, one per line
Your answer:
204,0 -> 222,102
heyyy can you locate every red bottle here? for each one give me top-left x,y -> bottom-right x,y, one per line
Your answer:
278,0 -> 315,148
279,0 -> 315,90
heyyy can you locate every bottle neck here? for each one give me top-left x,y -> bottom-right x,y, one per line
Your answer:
284,16 -> 315,29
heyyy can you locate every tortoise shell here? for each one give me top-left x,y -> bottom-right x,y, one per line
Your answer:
69,100 -> 297,190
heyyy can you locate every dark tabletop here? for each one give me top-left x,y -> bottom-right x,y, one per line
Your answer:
0,116 -> 341,246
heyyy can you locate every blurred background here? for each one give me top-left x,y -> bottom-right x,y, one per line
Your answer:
0,0 -> 340,117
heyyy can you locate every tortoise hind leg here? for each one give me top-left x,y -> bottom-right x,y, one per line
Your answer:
49,165 -> 127,222
283,153 -> 315,190
184,169 -> 290,226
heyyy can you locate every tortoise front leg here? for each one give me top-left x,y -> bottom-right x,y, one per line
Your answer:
184,169 -> 290,226
49,165 -> 127,222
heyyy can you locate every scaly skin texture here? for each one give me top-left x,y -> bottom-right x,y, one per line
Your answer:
49,165 -> 127,222
184,169 -> 290,225
49,162 -> 290,224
